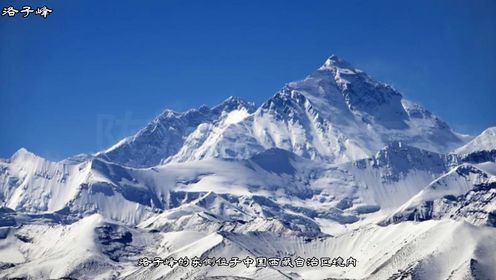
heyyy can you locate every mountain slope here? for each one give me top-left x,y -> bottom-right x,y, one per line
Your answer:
99,97 -> 255,168
2,55 -> 495,280
381,164 -> 495,226
2,216 -> 494,280
101,55 -> 466,167
454,127 -> 496,164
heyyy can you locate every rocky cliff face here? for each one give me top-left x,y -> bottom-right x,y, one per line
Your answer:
1,55 -> 495,280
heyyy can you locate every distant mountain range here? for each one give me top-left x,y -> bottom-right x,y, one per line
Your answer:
1,55 -> 494,280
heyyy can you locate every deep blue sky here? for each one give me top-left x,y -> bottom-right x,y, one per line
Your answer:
1,0 -> 495,160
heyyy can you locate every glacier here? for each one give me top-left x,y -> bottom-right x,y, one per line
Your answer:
0,55 -> 495,280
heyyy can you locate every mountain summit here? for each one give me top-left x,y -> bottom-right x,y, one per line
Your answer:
319,54 -> 357,70
101,55 -> 466,167
98,96 -> 256,167
1,55 -> 495,280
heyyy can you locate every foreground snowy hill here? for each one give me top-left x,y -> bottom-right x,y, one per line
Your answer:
0,55 -> 495,280
2,216 -> 495,280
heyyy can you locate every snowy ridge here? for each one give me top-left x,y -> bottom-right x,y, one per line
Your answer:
1,55 -> 495,279
99,96 -> 256,168
455,127 -> 496,155
382,165 -> 496,226
454,127 -> 496,164
2,217 -> 495,280
100,55 -> 466,167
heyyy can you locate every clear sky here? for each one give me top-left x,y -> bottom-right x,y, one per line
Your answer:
1,0 -> 495,160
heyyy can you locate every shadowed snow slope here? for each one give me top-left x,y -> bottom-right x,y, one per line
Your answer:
1,55 -> 495,280
454,127 -> 496,164
99,55 -> 466,167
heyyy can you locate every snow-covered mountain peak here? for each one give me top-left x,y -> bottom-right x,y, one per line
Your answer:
213,95 -> 256,114
98,96 -> 257,168
288,55 -> 410,131
381,162 -> 495,227
150,96 -> 254,127
2,54 -> 496,279
97,55 -> 467,167
452,127 -> 496,164
9,148 -> 36,161
455,126 -> 496,155
319,54 -> 357,72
